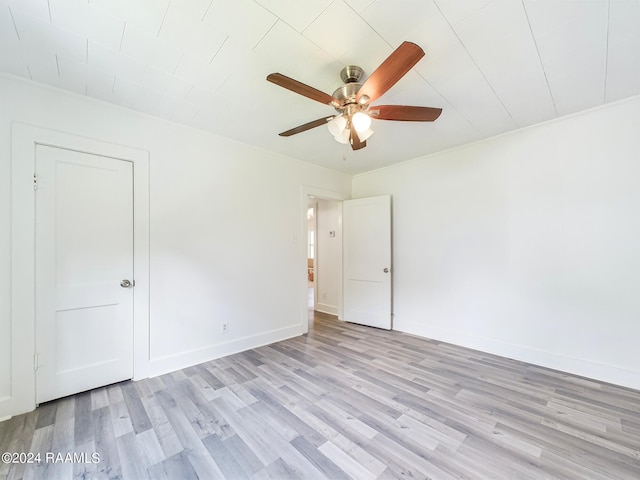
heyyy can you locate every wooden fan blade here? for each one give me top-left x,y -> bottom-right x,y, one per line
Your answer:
356,42 -> 425,105
279,116 -> 334,137
370,105 -> 442,122
349,128 -> 367,151
267,73 -> 341,107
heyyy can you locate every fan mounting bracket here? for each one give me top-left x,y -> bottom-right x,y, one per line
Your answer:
340,65 -> 364,84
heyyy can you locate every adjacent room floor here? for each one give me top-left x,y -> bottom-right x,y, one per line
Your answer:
1,312 -> 639,479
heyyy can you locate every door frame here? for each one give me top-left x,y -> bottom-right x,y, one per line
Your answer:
9,123 -> 150,417
299,186 -> 348,334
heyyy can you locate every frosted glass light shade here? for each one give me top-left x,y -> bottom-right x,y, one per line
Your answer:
351,112 -> 371,132
335,129 -> 350,144
359,128 -> 374,141
327,115 -> 346,136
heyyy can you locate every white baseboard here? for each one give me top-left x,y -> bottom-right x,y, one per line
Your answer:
396,320 -> 640,391
315,303 -> 338,316
147,324 -> 302,378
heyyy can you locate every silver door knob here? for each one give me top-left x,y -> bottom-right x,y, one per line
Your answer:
120,279 -> 132,288
383,268 -> 390,273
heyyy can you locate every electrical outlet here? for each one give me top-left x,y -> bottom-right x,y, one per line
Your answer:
322,292 -> 327,300
221,322 -> 229,334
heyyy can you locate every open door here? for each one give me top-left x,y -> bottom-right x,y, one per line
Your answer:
342,195 -> 392,329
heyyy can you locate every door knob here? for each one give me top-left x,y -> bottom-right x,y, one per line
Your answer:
120,279 -> 132,288
383,268 -> 390,273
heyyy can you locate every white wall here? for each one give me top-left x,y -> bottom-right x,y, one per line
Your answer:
315,199 -> 341,315
0,74 -> 351,417
353,95 -> 640,390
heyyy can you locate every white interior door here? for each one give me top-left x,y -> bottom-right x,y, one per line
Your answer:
35,145 -> 134,404
342,195 -> 392,329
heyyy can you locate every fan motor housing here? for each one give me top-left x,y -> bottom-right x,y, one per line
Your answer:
333,65 -> 366,111
332,83 -> 361,103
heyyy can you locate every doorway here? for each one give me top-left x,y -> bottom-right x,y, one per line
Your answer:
299,188 -> 393,335
306,196 -> 343,331
307,203 -> 316,321
8,124 -> 149,417
299,187 -> 348,334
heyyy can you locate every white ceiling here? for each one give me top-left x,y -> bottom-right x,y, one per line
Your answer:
1,0 -> 638,174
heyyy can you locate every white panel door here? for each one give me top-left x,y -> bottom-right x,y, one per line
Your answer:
35,145 -> 134,404
343,195 -> 392,329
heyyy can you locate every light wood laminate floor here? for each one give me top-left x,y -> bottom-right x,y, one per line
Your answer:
1,312 -> 639,479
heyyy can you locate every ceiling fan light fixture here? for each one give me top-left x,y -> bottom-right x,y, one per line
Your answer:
327,115 -> 347,136
351,111 -> 372,133
359,127 -> 374,142
267,42 -> 441,152
335,129 -> 350,144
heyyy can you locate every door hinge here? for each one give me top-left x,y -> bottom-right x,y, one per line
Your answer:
33,353 -> 40,371
33,173 -> 38,191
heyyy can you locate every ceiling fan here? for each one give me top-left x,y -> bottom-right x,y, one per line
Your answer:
266,41 -> 442,151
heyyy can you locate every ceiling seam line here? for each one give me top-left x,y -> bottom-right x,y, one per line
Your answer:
414,71 -> 481,137
300,0 -> 336,35
119,23 -> 126,53
521,0 -> 557,117
201,0 -> 214,22
183,84 -> 195,102
257,5 -> 348,72
603,0 -> 611,103
452,0 -> 496,27
433,0 -> 519,128
208,36 -> 228,64
341,0 -> 394,50
156,3 -> 170,38
47,0 -> 52,23
172,53 -> 185,75
8,7 -> 20,40
252,19 -> 279,52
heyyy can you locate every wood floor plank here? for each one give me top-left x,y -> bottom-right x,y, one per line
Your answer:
210,394 -> 278,466
202,433 -> 252,479
72,440 -> 99,480
134,428 -> 165,469
73,391 -> 93,446
116,432 -> 150,480
92,405 -> 122,480
109,400 -> 134,438
147,450 -> 199,480
1,310 -> 639,479
33,402 -> 57,430
121,381 -> 152,435
222,434 -> 264,477
289,435 -> 349,480
247,381 -> 327,447
166,379 -> 229,440
91,387 -> 109,411
48,416 -> 75,480
159,403 -> 226,479
330,433 -> 387,477
22,424 -> 53,480
140,394 -> 183,459
317,440 -> 377,480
